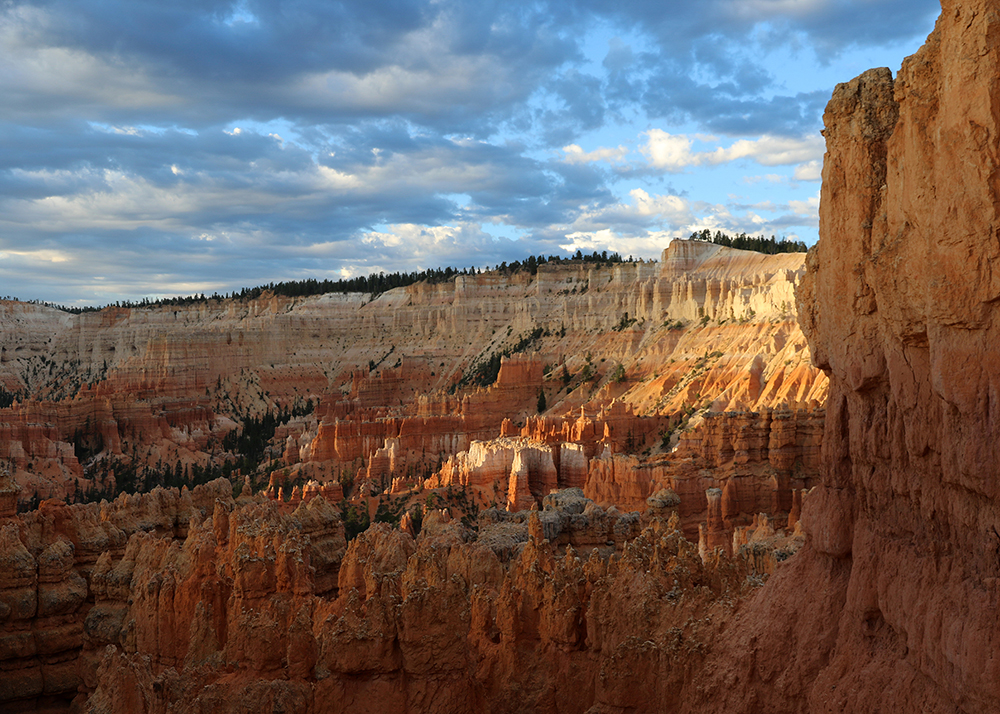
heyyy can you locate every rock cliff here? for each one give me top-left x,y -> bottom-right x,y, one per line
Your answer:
0,242 -> 825,507
687,3 -> 1000,711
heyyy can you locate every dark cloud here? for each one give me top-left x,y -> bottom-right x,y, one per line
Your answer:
0,0 -> 938,304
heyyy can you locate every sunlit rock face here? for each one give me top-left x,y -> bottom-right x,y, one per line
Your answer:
0,241 -> 829,711
684,3 -> 1000,712
0,243 -> 825,505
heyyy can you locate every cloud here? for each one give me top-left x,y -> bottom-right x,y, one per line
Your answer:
789,193 -> 820,218
744,175 -> 786,184
701,134 -> 824,166
562,144 -> 629,164
639,131 -> 823,173
793,159 -> 822,181
640,130 -> 698,172
0,0 -> 936,304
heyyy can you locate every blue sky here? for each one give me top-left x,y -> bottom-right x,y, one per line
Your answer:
0,0 -> 940,306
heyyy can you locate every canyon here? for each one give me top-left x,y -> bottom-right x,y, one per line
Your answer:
4,0 -> 1000,711
0,236 -> 825,711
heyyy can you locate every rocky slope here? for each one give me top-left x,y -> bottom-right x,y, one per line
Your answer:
2,475 -> 789,714
0,240 -> 825,510
678,3 -> 1000,712
0,241 -> 829,710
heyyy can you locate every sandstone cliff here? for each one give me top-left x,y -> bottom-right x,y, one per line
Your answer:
0,242 -> 826,506
686,3 -> 1000,711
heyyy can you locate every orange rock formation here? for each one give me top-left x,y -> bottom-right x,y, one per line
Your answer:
685,4 -> 1000,711
2,478 -> 786,713
0,242 -> 826,507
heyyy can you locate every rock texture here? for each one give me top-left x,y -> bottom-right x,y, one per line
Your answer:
89,495 -> 772,714
0,243 -> 826,504
10,0 -> 1000,709
0,479 -> 239,712
688,4 -> 1000,712
0,478 -> 804,714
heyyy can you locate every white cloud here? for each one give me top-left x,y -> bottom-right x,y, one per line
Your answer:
701,134 -> 824,166
357,222 -> 507,264
2,248 -> 70,263
789,193 -> 820,217
562,144 -> 629,164
640,130 -> 698,172
744,174 -> 786,184
793,159 -> 822,181
566,189 -> 695,234
627,189 -> 689,218
640,131 -> 823,174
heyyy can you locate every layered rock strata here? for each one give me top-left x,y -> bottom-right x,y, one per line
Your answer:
687,4 -> 1000,711
0,242 -> 826,502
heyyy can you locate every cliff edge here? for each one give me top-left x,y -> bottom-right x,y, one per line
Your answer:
692,2 -> 1000,711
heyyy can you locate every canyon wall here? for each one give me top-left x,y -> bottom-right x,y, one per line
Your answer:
0,243 -> 828,712
684,3 -> 1000,712
0,242 -> 826,505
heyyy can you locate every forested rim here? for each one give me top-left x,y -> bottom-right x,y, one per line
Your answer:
20,250 -> 629,313
12,231 -> 803,313
688,229 -> 808,254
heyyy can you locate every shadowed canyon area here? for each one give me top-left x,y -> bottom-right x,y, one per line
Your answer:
3,0 -> 1000,711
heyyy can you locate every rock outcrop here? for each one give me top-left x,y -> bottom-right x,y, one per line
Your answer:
0,479 -> 804,713
687,4 -> 1000,712
78,498 -> 768,714
0,243 -> 826,504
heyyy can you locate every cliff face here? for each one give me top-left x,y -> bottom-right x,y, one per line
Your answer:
801,5 -> 1000,708
688,3 -> 1000,711
0,243 -> 826,504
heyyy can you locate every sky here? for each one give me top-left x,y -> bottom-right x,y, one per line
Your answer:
0,0 -> 941,306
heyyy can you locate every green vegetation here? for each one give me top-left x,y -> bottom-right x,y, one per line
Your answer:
613,312 -> 639,331
64,401 -> 317,505
48,250 -> 637,314
0,387 -> 22,409
342,503 -> 371,541
537,388 -> 547,413
455,327 -> 545,390
689,229 -> 807,254
373,495 -> 409,527
222,401 -> 315,474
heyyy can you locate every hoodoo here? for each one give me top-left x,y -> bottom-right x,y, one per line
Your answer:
9,1 -> 1000,711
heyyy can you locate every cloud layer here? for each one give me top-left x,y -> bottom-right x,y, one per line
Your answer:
0,0 -> 939,304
